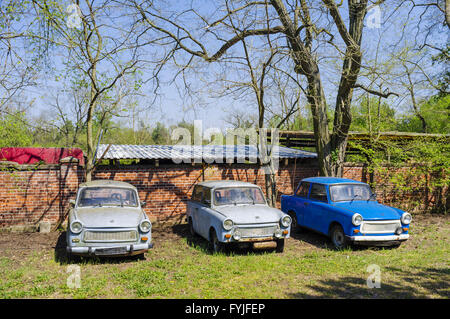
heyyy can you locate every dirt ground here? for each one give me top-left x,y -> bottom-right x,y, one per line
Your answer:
0,213 -> 447,259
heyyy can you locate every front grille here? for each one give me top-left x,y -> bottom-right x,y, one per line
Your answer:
83,230 -> 138,242
361,221 -> 401,234
238,226 -> 277,238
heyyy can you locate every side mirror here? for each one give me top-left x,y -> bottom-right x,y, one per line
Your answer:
140,201 -> 146,207
69,199 -> 76,207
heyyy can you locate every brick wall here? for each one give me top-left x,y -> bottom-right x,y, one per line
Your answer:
93,162 -> 319,222
0,160 -> 446,228
0,163 -> 83,228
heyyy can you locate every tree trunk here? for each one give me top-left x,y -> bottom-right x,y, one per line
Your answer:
446,0 -> 450,28
85,66 -> 97,182
329,0 -> 368,176
305,70 -> 333,177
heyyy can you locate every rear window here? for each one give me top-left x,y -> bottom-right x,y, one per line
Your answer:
296,182 -> 310,198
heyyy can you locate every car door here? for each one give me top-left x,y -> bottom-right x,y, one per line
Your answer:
189,185 -> 204,235
196,187 -> 213,238
303,183 -> 329,233
293,182 -> 311,226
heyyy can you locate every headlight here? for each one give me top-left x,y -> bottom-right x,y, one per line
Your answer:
232,229 -> 241,240
401,212 -> 412,225
70,221 -> 83,234
139,220 -> 152,233
352,213 -> 363,226
281,215 -> 292,227
223,219 -> 234,231
274,228 -> 283,238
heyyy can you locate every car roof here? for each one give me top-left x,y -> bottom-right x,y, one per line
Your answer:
78,179 -> 137,189
301,177 -> 367,185
197,180 -> 260,189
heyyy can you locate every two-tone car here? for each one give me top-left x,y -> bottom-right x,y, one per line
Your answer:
186,180 -> 292,253
281,177 -> 412,248
66,180 -> 153,258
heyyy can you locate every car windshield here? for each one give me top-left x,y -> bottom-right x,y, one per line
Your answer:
77,187 -> 138,207
214,187 -> 266,206
330,184 -> 374,202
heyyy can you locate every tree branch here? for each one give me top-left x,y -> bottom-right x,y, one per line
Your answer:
353,84 -> 399,98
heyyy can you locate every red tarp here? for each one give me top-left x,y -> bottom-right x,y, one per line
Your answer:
0,147 -> 84,165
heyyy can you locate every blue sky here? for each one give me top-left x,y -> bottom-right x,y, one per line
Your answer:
11,0 -> 448,133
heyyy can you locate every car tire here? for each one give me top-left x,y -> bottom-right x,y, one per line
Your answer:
275,238 -> 285,253
288,211 -> 300,233
188,217 -> 197,237
330,224 -> 349,249
210,229 -> 225,253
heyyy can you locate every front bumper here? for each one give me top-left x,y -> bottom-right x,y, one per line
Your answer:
224,223 -> 290,243
67,243 -> 153,256
347,234 -> 409,246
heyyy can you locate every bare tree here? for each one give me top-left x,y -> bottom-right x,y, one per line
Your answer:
31,0 -> 159,180
128,0 -> 397,176
0,1 -> 39,112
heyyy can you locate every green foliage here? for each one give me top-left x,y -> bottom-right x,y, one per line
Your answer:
397,94 -> 450,134
151,122 -> 170,145
0,113 -> 33,148
347,136 -> 449,214
350,96 -> 398,132
268,112 -> 314,131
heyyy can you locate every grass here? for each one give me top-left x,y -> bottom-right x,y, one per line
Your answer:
0,214 -> 448,299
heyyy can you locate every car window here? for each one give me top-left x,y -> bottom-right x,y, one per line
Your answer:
192,185 -> 203,202
78,187 -> 138,207
202,188 -> 211,206
330,184 -> 373,202
309,183 -> 328,202
214,187 -> 266,206
296,182 -> 310,198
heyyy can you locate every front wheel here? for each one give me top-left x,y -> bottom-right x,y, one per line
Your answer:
330,224 -> 349,249
209,229 -> 225,253
275,238 -> 285,253
288,211 -> 300,233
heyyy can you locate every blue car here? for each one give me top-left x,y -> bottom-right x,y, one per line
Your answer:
281,177 -> 412,248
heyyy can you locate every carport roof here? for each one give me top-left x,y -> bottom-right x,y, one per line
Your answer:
96,144 -> 317,161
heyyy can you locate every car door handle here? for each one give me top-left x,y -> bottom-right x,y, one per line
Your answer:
304,202 -> 309,206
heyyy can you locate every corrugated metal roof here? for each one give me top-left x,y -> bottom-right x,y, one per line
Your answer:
96,144 -> 316,161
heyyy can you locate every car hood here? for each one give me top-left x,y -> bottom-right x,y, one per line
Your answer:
214,205 -> 283,224
74,207 -> 143,228
332,201 -> 402,220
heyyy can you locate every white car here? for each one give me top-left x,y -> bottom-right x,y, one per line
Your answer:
66,180 -> 153,258
187,180 -> 291,253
